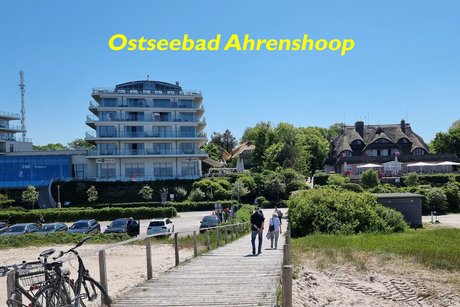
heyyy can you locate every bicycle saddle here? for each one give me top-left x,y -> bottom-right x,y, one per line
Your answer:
40,248 -> 56,258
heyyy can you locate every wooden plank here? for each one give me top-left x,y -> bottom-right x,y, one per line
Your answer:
112,229 -> 285,307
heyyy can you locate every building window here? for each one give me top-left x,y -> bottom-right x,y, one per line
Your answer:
399,138 -> 410,144
152,143 -> 172,154
99,111 -> 117,121
178,112 -> 195,122
99,163 -> 116,178
413,148 -> 426,155
97,143 -> 117,155
181,161 -> 198,177
365,149 -> 378,156
74,164 -> 86,179
152,126 -> 172,137
153,99 -> 171,108
374,138 -> 390,144
100,98 -> 117,107
154,162 -> 173,178
125,162 -> 145,178
180,143 -> 197,154
341,151 -> 352,157
97,126 -> 116,137
178,99 -> 194,108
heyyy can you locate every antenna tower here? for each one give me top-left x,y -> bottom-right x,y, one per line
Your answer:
19,71 -> 26,142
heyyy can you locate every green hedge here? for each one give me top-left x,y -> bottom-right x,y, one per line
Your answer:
92,200 -> 237,212
288,188 -> 407,237
401,174 -> 460,186
0,207 -> 177,224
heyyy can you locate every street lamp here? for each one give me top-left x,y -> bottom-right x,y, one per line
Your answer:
57,185 -> 61,208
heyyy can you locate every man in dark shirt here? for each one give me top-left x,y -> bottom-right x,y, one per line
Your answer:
250,207 -> 265,255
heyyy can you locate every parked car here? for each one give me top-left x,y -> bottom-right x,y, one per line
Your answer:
37,223 -> 68,234
147,218 -> 174,236
67,219 -> 101,234
1,223 -> 40,236
104,218 -> 129,234
0,221 -> 9,234
199,215 -> 219,233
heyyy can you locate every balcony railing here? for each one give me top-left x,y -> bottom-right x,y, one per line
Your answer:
89,101 -> 201,110
0,111 -> 20,118
0,124 -> 22,131
87,148 -> 207,156
92,88 -> 202,96
85,131 -> 206,139
86,115 -> 205,123
0,135 -> 32,142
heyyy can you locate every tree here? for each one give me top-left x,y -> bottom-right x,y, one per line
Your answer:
430,121 -> 460,156
231,181 -> 250,203
404,173 -> 419,187
86,185 -> 98,204
210,129 -> 237,153
327,174 -> 350,186
241,122 -> 275,168
0,193 -> 14,207
22,185 -> 39,209
33,143 -> 68,151
326,123 -> 346,142
68,138 -> 95,150
361,169 -> 380,188
139,185 -> 153,202
201,142 -> 220,161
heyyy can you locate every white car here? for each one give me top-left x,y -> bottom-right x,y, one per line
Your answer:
147,218 -> 174,236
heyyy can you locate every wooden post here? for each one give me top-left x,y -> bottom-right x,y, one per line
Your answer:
286,229 -> 291,245
282,265 -> 293,307
216,227 -> 220,247
174,233 -> 179,266
206,229 -> 210,251
283,244 -> 291,266
193,230 -> 198,257
98,250 -> 109,306
224,225 -> 228,244
145,238 -> 153,280
6,271 -> 19,305
231,224 -> 234,241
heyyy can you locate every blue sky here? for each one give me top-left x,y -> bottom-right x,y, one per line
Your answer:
0,0 -> 459,146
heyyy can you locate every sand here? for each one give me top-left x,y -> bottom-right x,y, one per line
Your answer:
0,243 -> 193,305
292,252 -> 460,307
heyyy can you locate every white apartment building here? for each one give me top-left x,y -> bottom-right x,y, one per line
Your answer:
0,111 -> 33,154
84,80 -> 208,181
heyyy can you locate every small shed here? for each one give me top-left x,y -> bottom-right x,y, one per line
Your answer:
375,193 -> 423,227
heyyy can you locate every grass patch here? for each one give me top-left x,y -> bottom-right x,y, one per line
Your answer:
0,232 -> 131,249
292,228 -> 460,271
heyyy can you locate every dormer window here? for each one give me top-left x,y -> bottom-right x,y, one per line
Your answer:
374,138 -> 390,144
351,140 -> 363,146
399,138 -> 410,144
413,148 -> 426,156
341,150 -> 352,157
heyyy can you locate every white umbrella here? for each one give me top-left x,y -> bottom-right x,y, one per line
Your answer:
406,162 -> 435,167
357,163 -> 383,168
435,161 -> 460,166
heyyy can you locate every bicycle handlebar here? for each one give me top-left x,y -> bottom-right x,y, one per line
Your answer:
54,237 -> 91,260
0,260 -> 43,277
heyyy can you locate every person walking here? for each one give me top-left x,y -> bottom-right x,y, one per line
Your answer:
269,212 -> 281,249
250,206 -> 265,255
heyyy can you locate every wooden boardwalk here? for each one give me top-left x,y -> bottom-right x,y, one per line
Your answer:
112,231 -> 285,307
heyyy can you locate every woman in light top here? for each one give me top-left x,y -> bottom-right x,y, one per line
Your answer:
269,212 -> 281,249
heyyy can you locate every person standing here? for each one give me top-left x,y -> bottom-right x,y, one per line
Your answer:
250,207 -> 265,255
269,213 -> 281,249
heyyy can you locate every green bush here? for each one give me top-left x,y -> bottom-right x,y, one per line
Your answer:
426,188 -> 448,214
0,207 -> 177,224
288,188 -> 407,237
361,169 -> 380,188
443,183 -> 460,213
236,204 -> 253,222
255,196 -> 266,206
327,174 -> 350,186
313,172 -> 329,186
188,188 -> 206,201
286,179 -> 308,193
342,183 -> 364,193
403,173 -> 419,187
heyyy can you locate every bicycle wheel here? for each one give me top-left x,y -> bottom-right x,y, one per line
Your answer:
78,276 -> 111,307
32,282 -> 73,307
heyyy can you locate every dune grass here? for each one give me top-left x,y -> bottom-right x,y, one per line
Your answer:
292,227 -> 460,271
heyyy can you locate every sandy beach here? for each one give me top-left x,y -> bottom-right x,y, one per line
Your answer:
0,243 -> 193,305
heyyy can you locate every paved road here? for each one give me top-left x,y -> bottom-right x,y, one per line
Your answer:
98,208 -> 282,236
422,213 -> 460,228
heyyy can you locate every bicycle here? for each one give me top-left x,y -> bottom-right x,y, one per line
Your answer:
1,249 -> 56,307
32,238 -> 112,307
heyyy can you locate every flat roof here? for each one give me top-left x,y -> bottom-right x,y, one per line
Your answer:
375,193 -> 423,198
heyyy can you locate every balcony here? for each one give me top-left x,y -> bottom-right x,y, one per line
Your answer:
0,124 -> 23,132
86,114 -> 205,123
0,111 -> 20,119
0,135 -> 32,142
85,131 -> 206,139
86,148 -> 207,157
92,88 -> 202,96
